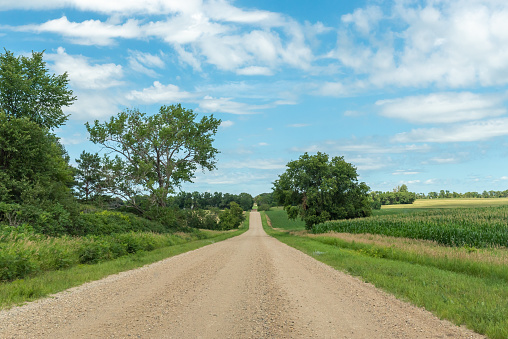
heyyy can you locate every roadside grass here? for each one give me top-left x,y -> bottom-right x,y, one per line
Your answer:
0,214 -> 249,310
261,211 -> 508,338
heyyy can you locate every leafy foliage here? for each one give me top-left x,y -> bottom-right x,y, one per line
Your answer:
219,202 -> 245,230
169,191 -> 254,211
86,104 -> 221,213
0,49 -> 75,130
273,152 -> 372,229
0,113 -> 77,231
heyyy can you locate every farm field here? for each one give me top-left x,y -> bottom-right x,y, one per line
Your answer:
377,197 -> 508,214
262,200 -> 508,338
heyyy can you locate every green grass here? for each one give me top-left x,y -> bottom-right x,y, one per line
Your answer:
265,207 -> 306,231
0,215 -> 249,310
261,211 -> 508,339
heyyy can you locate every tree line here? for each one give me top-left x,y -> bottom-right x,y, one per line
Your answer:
418,190 -> 508,199
0,49 -> 245,235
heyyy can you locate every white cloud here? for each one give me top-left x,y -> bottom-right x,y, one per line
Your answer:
221,159 -> 286,170
393,170 -> 420,175
314,81 -> 350,97
331,1 -> 508,88
341,6 -> 383,35
128,50 -> 164,77
17,16 -> 142,45
47,47 -> 124,89
0,0 -> 204,15
63,90 -> 121,120
377,92 -> 506,124
198,96 -> 266,115
220,120 -> 234,128
258,142 -> 269,146
236,66 -> 273,76
349,156 -> 389,171
429,157 -> 460,164
393,118 -> 508,143
126,81 -> 194,103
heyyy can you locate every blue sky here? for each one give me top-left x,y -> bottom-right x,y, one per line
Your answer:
1,0 -> 508,196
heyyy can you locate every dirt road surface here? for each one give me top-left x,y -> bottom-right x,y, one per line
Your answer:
0,211 -> 483,338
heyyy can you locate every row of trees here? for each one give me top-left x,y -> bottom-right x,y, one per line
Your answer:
370,184 -> 417,207
419,190 -> 508,199
169,191 -> 253,211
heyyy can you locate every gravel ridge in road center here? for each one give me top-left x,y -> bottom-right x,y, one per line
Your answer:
0,211 -> 484,338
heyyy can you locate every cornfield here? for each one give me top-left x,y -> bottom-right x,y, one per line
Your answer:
312,206 -> 508,248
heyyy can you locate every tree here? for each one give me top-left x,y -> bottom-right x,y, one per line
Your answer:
219,202 -> 245,230
0,112 -> 75,229
0,49 -> 76,130
237,192 -> 254,211
273,152 -> 371,229
75,151 -> 102,202
86,104 -> 221,214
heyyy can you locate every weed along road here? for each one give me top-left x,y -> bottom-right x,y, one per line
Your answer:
0,211 -> 482,338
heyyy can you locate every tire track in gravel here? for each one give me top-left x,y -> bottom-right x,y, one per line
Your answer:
0,211 -> 484,338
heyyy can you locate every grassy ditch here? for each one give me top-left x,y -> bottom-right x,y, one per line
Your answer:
261,210 -> 508,339
0,213 -> 249,310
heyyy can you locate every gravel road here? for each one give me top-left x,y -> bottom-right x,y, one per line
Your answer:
0,211 -> 483,338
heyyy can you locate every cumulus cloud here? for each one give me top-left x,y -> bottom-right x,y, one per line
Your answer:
341,6 -> 383,35
126,81 -> 194,103
16,16 -> 142,45
47,47 -> 124,89
5,0 -> 315,75
330,0 -> 508,89
377,92 -> 506,124
220,120 -> 234,128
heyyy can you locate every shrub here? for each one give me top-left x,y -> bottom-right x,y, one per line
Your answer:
219,202 -> 245,230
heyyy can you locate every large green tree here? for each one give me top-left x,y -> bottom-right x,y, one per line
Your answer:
0,49 -> 76,130
0,112 -> 75,227
86,104 -> 221,213
273,152 -> 371,229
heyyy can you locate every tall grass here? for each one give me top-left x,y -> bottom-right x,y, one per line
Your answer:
0,224 -> 203,282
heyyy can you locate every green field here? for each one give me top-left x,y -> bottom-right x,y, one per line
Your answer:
265,207 -> 306,231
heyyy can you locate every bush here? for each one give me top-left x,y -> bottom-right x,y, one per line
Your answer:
219,202 -> 245,230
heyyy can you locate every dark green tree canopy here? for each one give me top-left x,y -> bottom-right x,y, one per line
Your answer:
0,49 -> 76,129
0,111 -> 74,205
86,104 -> 221,212
273,152 -> 372,229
